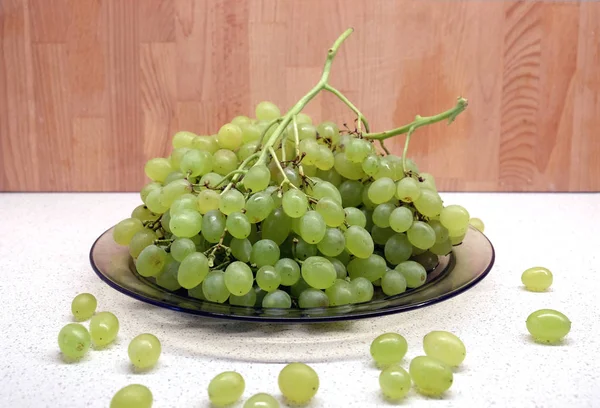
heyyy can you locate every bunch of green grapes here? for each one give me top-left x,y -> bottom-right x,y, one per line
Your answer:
112,101 -> 476,310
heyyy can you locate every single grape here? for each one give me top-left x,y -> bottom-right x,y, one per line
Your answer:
299,210 -> 327,244
201,209 -> 226,243
256,266 -> 282,292
396,177 -> 421,202
368,177 -> 396,204
136,245 -> 167,277
440,204 -> 470,231
278,363 -> 319,404
347,254 -> 386,282
262,290 -> 292,308
379,364 -> 411,401
261,207 -> 292,245
275,258 -> 301,286
128,334 -> 161,370
301,256 -> 337,289
224,262 -> 254,296
192,135 -> 220,153
226,212 -> 252,240
170,210 -> 203,238
334,152 -> 365,180
202,270 -> 231,303
131,205 -> 159,222
160,210 -> 172,234
256,101 -> 281,121
315,197 -> 345,227
71,293 -> 97,321
282,189 -> 308,218
89,311 -> 119,347
469,217 -> 485,232
140,181 -> 161,203
172,130 -> 196,148
372,203 -> 396,228
338,180 -> 363,208
315,145 -> 335,170
213,149 -> 239,176
407,221 -> 436,250
361,183 -> 377,210
521,266 -> 553,292
526,309 -> 571,344
370,333 -> 408,367
308,180 -> 342,204
246,192 -> 275,223
178,252 -> 209,289
418,172 -> 437,191
180,149 -> 213,177
362,154 -> 380,177
344,226 -> 374,259
298,288 -> 330,308
414,189 -> 443,218
325,279 -> 353,306
409,356 -> 453,396
250,239 -> 280,267
208,371 -> 245,407
275,166 -> 302,188
345,138 -> 372,163
163,170 -> 185,185
145,188 -> 169,214
423,330 -> 467,367
296,113 -> 313,125
395,261 -> 427,288
315,167 -> 342,186
232,115 -> 251,126
155,256 -> 182,292
244,165 -> 271,192
113,218 -> 144,246
384,233 -> 412,265
243,393 -> 280,408
229,288 -> 257,307
316,227 -> 345,257
230,238 -> 252,263
170,238 -> 196,262
144,157 -> 172,183
197,189 -> 221,214
371,225 -> 396,246
344,207 -> 367,228
411,251 -> 440,271
428,219 -> 450,243
110,384 -> 153,408
381,269 -> 407,296
170,194 -> 198,215
216,123 -> 243,150
350,277 -> 374,303
58,323 -> 91,360
219,189 -> 245,215
327,257 -> 347,279
199,172 -> 224,189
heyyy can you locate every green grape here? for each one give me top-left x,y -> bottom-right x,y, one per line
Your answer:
368,177 -> 396,205
170,194 -> 196,215
296,113 -> 313,125
187,282 -> 206,300
160,210 -> 172,234
409,356 -> 453,396
288,122 -> 315,141
232,115 -> 251,126
333,152 -> 365,180
303,164 -> 317,177
171,238 -> 196,262
213,149 -> 239,176
136,245 -> 167,277
155,256 -> 182,291
395,261 -> 427,288
238,141 -> 260,161
316,121 -> 340,144
383,155 -> 405,180
290,278 -> 311,298
430,238 -> 452,256
225,212 -> 251,239
282,189 -> 308,218
440,204 -> 470,231
262,290 -> 292,308
371,225 -> 395,246
110,384 -> 153,408
89,311 -> 119,347
144,157 -> 172,183
315,168 -> 342,187
448,226 -> 468,245
344,207 -> 366,228
379,364 -> 411,401
243,393 -> 280,408
170,210 -> 203,238
350,277 -> 374,303
71,293 -> 97,321
327,257 -> 347,279
240,123 -> 262,143
275,258 -> 301,286
362,154 -> 380,177
202,270 -> 230,303
372,203 -> 396,228
299,138 -> 320,164
275,166 -> 301,188
373,159 -> 394,180
419,172 -> 437,191
316,227 -> 345,257
308,180 -> 343,205
219,189 -> 245,215
199,172 -> 224,189
469,217 -> 485,232
294,237 -> 317,261
140,181 -> 161,203
407,221 -> 436,250
315,198 -> 345,227
244,165 -> 271,192
278,363 -> 319,404
163,171 -> 185,185
370,332 -> 408,367
396,177 -> 421,202
412,251 -> 440,271
180,150 -> 213,177
384,233 -> 412,265
423,330 -> 467,367
224,261 -> 254,296
261,207 -> 292,245
178,252 -> 209,289
299,211 -> 327,244
412,245 -> 427,256
315,145 -> 335,170
521,266 -> 553,292
250,239 -> 280,267
229,288 -> 257,307
361,183 -> 377,210
197,189 -> 221,214
298,288 -> 330,308
256,101 -> 281,121
526,309 -> 571,343
381,269 -> 407,296
344,226 -> 374,259
256,265 -> 282,292
58,323 -> 91,360
325,279 -> 353,306
201,210 -> 226,243
172,130 -> 196,148
231,238 -> 252,262
428,219 -> 449,243
347,254 -> 386,282
246,192 -> 275,223
159,179 -> 191,208
128,333 -> 161,369
414,188 -> 443,218
338,180 -> 363,208
131,205 -> 159,222
192,135 -> 220,153
216,123 -> 243,150
389,206 -> 413,233
265,186 -> 282,208
301,256 -> 337,289
345,138 -> 372,163
113,218 -> 144,246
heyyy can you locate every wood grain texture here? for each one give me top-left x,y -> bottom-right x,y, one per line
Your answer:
0,0 -> 599,192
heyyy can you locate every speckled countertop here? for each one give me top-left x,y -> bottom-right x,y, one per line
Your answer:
0,192 -> 598,408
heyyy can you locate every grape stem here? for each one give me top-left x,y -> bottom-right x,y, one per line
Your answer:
291,115 -> 306,179
268,146 -> 299,190
220,152 -> 261,194
323,84 -> 369,133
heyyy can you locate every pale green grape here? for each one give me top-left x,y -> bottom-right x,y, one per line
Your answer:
298,288 -> 330,308
178,252 -> 209,289
265,186 -> 283,208
368,177 -> 396,205
216,123 -> 243,150
389,206 -> 413,233
160,210 -> 172,234
256,265 -> 282,292
301,256 -> 337,289
89,311 -> 119,347
246,192 -> 275,223
345,138 -> 372,163
361,183 -> 377,210
231,238 -> 252,262
370,332 -> 408,367
412,251 -> 440,271
396,177 -> 421,202
192,135 -> 220,153
261,207 -> 292,245
169,194 -> 196,215
201,210 -> 226,243
315,168 -> 342,186
159,179 -> 191,207
395,261 -> 427,288
373,159 -> 394,180
350,277 -> 374,303
238,141 -> 260,161
526,309 -> 571,343
144,158 -> 172,183
291,122 -> 316,141
197,189 -> 221,214
213,149 -> 239,176
338,180 -> 363,208
244,393 -> 280,408
140,182 -> 161,203
414,188 -> 443,217
409,356 -> 453,396
379,364 -> 411,401
290,278 -> 311,298
309,181 -> 342,205
469,217 -> 485,232
275,258 -> 301,286
381,269 -> 407,296
110,384 -> 153,408
172,130 -> 196,148
262,290 -> 292,308
362,154 -> 380,176
291,216 -> 302,235
344,207 -> 366,228
170,210 -> 203,238
128,334 -> 161,370
136,245 -> 167,277
199,172 -> 224,189
232,115 -> 251,126
240,123 -> 262,143
171,238 -> 196,262
202,270 -> 230,303
282,189 -> 308,218
316,121 -> 340,144
229,289 -> 257,307
58,323 -> 91,360
250,239 -> 280,267
278,363 -> 319,404
407,221 -> 436,250
521,266 -> 553,292
219,189 -> 245,215
423,331 -> 467,367
315,198 -> 344,227
244,165 -> 271,192
296,113 -> 313,125
131,205 -> 159,222
224,262 -> 254,296
383,155 -> 405,180
113,218 -> 144,246
334,152 -> 365,180
419,172 -> 437,191
299,139 -> 320,165
303,164 -> 317,176
71,293 -> 97,321
180,149 -> 213,177
163,171 -> 185,185
316,227 -> 345,257
384,233 -> 412,265
315,145 -> 335,171
226,212 -> 251,239
428,219 -> 449,243
344,226 -> 374,259
371,225 -> 395,246
275,166 -> 301,188
299,211 -> 327,244
440,204 -> 470,231
449,226 -> 468,245
256,101 -> 281,121
327,257 -> 347,279
325,279 -> 353,306
155,256 -> 181,292
429,238 -> 452,256
347,254 -> 386,282
373,203 -> 396,228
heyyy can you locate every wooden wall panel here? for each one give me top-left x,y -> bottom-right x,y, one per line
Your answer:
0,0 -> 599,192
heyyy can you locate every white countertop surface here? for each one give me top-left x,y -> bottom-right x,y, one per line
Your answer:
1,192 -> 599,408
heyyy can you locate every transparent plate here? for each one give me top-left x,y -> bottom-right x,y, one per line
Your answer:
89,226 -> 494,323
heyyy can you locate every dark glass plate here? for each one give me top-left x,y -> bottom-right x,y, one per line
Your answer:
90,226 -> 494,323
